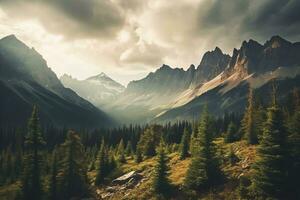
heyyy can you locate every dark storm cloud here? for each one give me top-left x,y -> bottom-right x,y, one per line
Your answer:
1,0 -> 300,76
197,0 -> 300,43
0,0 -> 125,39
240,0 -> 300,40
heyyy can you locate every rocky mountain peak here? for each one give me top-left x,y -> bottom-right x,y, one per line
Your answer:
158,64 -> 172,71
192,47 -> 231,84
214,46 -> 222,54
86,73 -> 124,88
187,64 -> 196,72
0,34 -> 17,41
223,35 -> 300,80
0,34 -> 29,51
264,35 -> 291,49
199,47 -> 230,67
88,72 -> 106,80
61,74 -> 73,80
240,39 -> 263,51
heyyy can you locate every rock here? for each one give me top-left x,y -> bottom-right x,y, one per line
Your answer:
106,186 -> 115,193
112,171 -> 143,185
101,193 -> 113,199
96,189 -> 101,195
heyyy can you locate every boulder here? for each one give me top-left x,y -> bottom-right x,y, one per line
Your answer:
112,171 -> 143,185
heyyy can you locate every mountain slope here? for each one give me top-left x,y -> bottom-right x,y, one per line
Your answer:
0,35 -> 114,128
60,73 -> 125,107
106,48 -> 231,123
156,36 -> 300,122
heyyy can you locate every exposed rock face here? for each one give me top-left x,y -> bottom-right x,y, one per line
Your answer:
109,48 -> 231,123
156,36 -> 300,122
108,36 -> 300,123
127,47 -> 231,95
222,35 -> 300,80
193,47 -> 230,86
0,35 -> 114,128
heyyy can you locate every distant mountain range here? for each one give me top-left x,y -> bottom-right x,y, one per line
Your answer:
1,34 -> 299,127
101,36 -> 300,123
60,73 -> 125,108
0,35 -> 114,128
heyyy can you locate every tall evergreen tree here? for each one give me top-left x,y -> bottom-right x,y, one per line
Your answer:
95,139 -> 107,185
117,139 -> 126,163
108,150 -> 117,172
189,123 -> 198,156
225,122 -> 236,143
251,101 -> 287,199
135,146 -> 142,163
21,106 -> 45,200
137,125 -> 162,157
57,131 -> 88,199
125,141 -> 133,156
152,140 -> 171,195
48,149 -> 58,200
287,89 -> 300,199
255,105 -> 266,142
242,88 -> 258,145
184,107 -> 223,191
3,147 -> 14,183
179,127 -> 190,159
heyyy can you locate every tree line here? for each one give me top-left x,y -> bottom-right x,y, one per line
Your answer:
0,86 -> 299,199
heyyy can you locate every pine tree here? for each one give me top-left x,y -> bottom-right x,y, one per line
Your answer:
287,89 -> 300,199
108,151 -> 117,171
135,147 -> 142,163
179,128 -> 190,159
117,139 -> 126,163
225,122 -> 236,143
48,149 -> 58,200
95,139 -> 107,185
125,141 -> 133,157
152,140 -> 171,195
242,88 -> 258,144
251,101 -> 287,199
3,147 -> 14,183
57,131 -> 88,199
137,125 -> 162,157
15,128 -> 23,179
189,124 -> 198,156
21,105 -> 46,200
184,107 -> 223,191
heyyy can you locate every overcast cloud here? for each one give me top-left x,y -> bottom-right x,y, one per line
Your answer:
0,0 -> 299,85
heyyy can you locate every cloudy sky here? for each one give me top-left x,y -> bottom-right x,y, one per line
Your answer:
0,0 -> 299,85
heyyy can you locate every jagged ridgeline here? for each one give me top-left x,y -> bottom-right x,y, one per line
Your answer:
59,36 -> 300,124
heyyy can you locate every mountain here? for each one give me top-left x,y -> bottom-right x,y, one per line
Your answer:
192,47 -> 230,86
105,48 -> 231,123
0,35 -> 114,128
60,72 -> 125,107
81,35 -> 299,124
155,36 -> 300,122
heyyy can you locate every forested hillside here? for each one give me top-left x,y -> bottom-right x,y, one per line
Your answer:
0,87 -> 299,200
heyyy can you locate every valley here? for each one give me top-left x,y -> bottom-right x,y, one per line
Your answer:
0,35 -> 299,200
